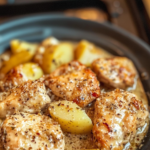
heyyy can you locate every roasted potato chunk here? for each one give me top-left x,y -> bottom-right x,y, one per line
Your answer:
49,100 -> 93,134
20,63 -> 43,80
0,63 -> 43,91
33,37 -> 59,67
42,42 -> 74,73
10,39 -> 38,54
0,51 -> 35,75
75,40 -> 110,66
41,37 -> 59,46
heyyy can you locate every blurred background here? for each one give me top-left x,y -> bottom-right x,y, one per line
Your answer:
0,0 -> 150,44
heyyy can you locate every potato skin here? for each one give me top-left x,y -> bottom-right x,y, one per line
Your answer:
49,100 -> 93,134
41,42 -> 74,73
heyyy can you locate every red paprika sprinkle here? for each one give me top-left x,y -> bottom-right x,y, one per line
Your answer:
92,92 -> 99,98
73,99 -> 79,104
36,132 -> 40,136
103,123 -> 111,132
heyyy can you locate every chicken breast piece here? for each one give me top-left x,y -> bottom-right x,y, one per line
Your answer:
44,61 -> 100,107
93,89 -> 149,150
92,57 -> 136,89
0,112 -> 65,150
0,66 -> 28,92
0,80 -> 51,119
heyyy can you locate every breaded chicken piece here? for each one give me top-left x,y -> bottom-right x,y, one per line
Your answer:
93,89 -> 149,150
44,61 -> 100,107
0,112 -> 65,150
0,66 -> 28,92
92,57 -> 136,89
0,80 -> 51,119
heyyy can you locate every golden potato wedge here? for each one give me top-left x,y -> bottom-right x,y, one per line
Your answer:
10,39 -> 38,54
75,40 -> 110,66
20,62 -> 43,80
0,51 -> 34,75
33,37 -> 59,67
0,51 -> 11,69
49,100 -> 93,134
42,42 -> 74,73
42,37 -> 59,46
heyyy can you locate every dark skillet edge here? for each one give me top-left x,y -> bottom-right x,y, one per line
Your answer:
0,13 -> 150,150
0,13 -> 149,48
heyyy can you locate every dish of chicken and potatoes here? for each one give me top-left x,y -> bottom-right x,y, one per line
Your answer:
0,37 -> 149,150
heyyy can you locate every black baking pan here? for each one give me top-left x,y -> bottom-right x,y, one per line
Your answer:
0,14 -> 150,150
